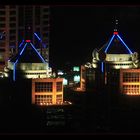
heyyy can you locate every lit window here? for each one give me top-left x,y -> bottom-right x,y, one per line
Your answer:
56,82 -> 62,92
35,82 -> 52,92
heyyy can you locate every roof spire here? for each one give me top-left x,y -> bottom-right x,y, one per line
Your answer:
113,18 -> 118,35
114,18 -> 118,32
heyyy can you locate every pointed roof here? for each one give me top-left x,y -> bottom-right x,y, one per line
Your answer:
99,31 -> 133,54
10,40 -> 46,63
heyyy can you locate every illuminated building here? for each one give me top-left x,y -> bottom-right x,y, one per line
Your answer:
120,69 -> 140,95
57,65 -> 86,92
5,39 -> 51,80
74,65 -> 86,92
32,78 -> 63,105
0,5 -> 49,71
3,39 -> 65,106
86,23 -> 139,93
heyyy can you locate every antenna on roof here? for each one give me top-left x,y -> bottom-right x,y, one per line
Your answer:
114,18 -> 118,32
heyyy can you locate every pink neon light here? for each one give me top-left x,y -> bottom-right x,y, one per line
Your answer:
26,40 -> 31,42
113,31 -> 118,35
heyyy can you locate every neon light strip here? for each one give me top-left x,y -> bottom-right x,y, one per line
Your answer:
19,40 -> 25,48
117,34 -> 133,54
30,42 -> 46,63
13,59 -> 19,81
101,62 -> 104,72
34,33 -> 41,41
13,43 -> 27,81
20,43 -> 27,55
104,35 -> 115,53
34,32 -> 47,48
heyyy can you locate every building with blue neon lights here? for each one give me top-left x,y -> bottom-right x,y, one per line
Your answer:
0,6 -> 50,71
4,40 -> 52,80
86,31 -> 139,92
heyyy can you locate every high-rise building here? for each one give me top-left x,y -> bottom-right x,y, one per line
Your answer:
86,28 -> 139,93
0,5 -> 49,71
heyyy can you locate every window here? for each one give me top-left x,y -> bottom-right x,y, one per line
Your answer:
123,85 -> 139,95
123,72 -> 139,82
0,24 -> 5,27
9,35 -> 16,40
56,82 -> 62,92
43,14 -> 49,18
0,11 -> 5,15
10,6 -> 16,9
56,95 -> 62,103
10,29 -> 16,34
10,10 -> 16,15
35,95 -> 52,105
0,17 -> 5,20
10,17 -> 16,21
43,8 -> 49,12
10,23 -> 16,27
35,82 -> 53,92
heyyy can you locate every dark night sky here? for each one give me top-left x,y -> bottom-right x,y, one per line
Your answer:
49,5 -> 140,70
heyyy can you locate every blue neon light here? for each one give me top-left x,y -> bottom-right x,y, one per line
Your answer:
101,62 -> 104,72
13,59 -> 19,81
104,35 -> 115,53
13,36 -> 46,81
34,32 -> 48,48
34,33 -> 41,41
13,63 -> 16,81
19,40 -> 25,48
30,42 -> 46,63
117,34 -> 133,54
20,43 -> 27,55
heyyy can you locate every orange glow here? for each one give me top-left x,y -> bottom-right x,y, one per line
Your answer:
126,92 -> 140,95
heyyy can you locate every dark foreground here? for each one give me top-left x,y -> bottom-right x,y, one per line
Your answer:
0,79 -> 140,134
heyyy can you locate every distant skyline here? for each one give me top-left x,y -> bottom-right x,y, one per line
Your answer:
49,5 -> 140,69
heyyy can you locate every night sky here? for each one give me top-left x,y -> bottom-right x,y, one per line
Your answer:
49,5 -> 140,70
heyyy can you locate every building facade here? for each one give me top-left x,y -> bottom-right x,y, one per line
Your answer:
120,69 -> 140,95
32,78 -> 63,105
0,5 -> 49,71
